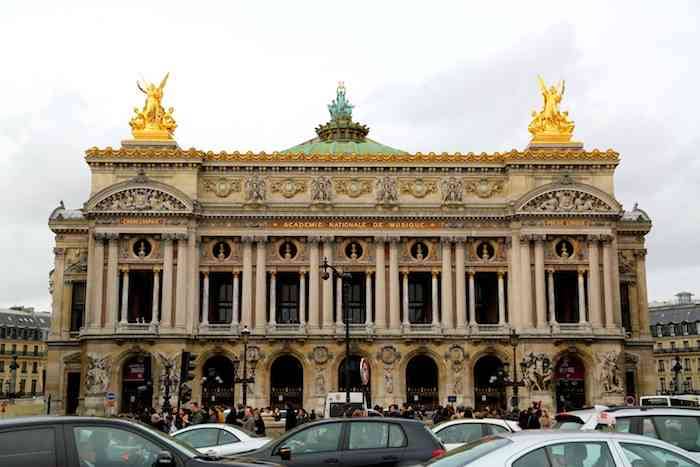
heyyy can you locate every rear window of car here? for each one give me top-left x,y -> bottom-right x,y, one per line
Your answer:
427,436 -> 512,466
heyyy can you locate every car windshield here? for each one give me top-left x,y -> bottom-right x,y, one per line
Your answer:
126,420 -> 201,457
426,436 -> 511,466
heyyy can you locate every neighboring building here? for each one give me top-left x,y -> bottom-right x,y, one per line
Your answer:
0,306 -> 51,397
46,77 -> 654,416
650,292 -> 700,394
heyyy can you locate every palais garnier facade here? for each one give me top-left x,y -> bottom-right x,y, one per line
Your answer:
46,77 -> 652,415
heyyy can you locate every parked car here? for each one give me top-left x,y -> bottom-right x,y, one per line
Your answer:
0,416 -> 280,467
432,418 -> 521,451
173,423 -> 272,457
552,405 -> 609,430
579,406 -> 700,461
235,416 -> 446,466
419,430 -> 700,467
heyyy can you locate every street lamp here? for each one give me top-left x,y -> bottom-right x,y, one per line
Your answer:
236,325 -> 255,406
490,330 -> 525,412
670,357 -> 683,395
321,257 -> 353,406
160,360 -> 176,415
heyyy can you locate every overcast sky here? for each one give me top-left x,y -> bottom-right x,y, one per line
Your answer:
1,1 -> 698,311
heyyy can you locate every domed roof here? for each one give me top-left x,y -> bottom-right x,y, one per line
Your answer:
280,83 -> 406,156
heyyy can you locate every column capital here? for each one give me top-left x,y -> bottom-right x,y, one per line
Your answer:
94,232 -> 109,240
270,269 -> 277,277
505,237 -> 512,248
452,235 -> 468,243
153,266 -> 162,273
633,249 -> 648,258
577,267 -> 587,275
519,234 -> 532,244
202,269 -> 210,277
546,267 -> 555,275
431,269 -> 439,277
174,233 -> 189,241
600,234 -> 614,244
373,235 -> 388,243
241,235 -> 255,243
299,269 -> 307,276
307,235 -> 322,244
233,269 -> 241,276
400,268 -> 410,277
253,235 -> 268,243
440,236 -> 454,245
161,233 -> 176,241
497,269 -> 506,277
467,268 -> 475,276
388,236 -> 402,244
365,269 -> 375,276
119,266 -> 130,273
53,247 -> 66,257
532,234 -> 547,243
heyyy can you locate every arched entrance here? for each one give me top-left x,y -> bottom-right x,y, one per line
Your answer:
121,354 -> 153,413
406,355 -> 438,410
339,356 -> 371,407
202,355 -> 235,406
554,354 -> 586,412
473,355 -> 507,411
270,355 -> 303,410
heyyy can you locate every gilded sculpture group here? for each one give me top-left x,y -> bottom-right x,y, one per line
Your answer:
127,73 -> 576,145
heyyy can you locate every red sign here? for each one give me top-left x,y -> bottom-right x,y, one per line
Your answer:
123,363 -> 145,382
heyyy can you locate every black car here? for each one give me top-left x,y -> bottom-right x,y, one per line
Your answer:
236,417 -> 446,467
0,416 -> 280,467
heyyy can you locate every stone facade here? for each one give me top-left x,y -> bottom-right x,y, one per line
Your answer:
45,84 -> 654,416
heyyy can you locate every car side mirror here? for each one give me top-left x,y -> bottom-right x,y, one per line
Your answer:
156,451 -> 174,466
278,446 -> 292,461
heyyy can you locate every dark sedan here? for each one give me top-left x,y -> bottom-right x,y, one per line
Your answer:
236,417 -> 446,467
0,415 -> 279,467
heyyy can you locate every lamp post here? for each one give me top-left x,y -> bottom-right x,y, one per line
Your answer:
236,326 -> 255,406
321,257 -> 353,406
160,360 -> 175,415
670,357 -> 683,395
490,330 -> 525,412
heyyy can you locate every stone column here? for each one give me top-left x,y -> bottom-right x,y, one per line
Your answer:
365,270 -> 373,327
441,238 -> 453,330
241,238 -> 254,329
508,234 -> 521,328
431,270 -> 440,327
534,235 -> 547,328
92,234 -> 105,328
120,267 -> 129,325
160,236 -> 173,328
232,271 -> 240,329
468,270 -> 476,325
336,274 -> 343,326
269,271 -> 277,327
152,267 -> 161,325
455,239 -> 467,330
61,279 -> 73,334
84,231 -> 95,328
577,268 -> 587,324
322,238 -> 334,330
498,270 -> 506,325
201,271 -> 209,326
308,238 -> 320,330
255,238 -> 267,333
104,235 -> 120,330
187,233 -> 200,333
519,236 -> 533,328
175,235 -> 188,329
611,235 -> 623,327
50,248 -> 66,337
402,270 -> 410,327
602,237 -> 615,329
547,269 -> 556,324
374,238 -> 387,331
299,271 -> 306,327
635,249 -> 650,336
389,238 -> 401,330
587,237 -> 603,328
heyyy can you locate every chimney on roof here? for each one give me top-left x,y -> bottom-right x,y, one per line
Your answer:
676,292 -> 694,305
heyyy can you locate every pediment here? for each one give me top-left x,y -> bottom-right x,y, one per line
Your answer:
85,175 -> 194,215
516,183 -> 621,216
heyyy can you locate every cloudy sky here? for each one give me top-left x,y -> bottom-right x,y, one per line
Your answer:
1,1 -> 698,311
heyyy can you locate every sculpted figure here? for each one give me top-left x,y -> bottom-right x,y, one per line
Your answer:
311,176 -> 332,202
528,76 -> 575,143
245,175 -> 266,202
129,73 -> 177,139
441,177 -> 464,203
376,176 -> 398,203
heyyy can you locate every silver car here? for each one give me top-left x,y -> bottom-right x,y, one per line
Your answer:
421,430 -> 700,466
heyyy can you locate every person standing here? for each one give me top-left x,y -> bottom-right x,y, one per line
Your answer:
189,402 -> 205,425
253,408 -> 266,436
285,402 -> 298,432
242,406 -> 255,432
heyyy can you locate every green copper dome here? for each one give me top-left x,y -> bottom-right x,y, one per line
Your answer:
280,83 -> 406,155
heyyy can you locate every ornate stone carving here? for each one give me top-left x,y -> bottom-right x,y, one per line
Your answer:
308,346 -> 332,365
619,251 -> 635,274
315,373 -> 326,395
445,345 -> 466,364
466,178 -> 504,198
375,176 -> 398,204
94,188 -> 187,212
310,176 -> 333,202
400,178 -> 437,198
597,351 -> 624,393
441,177 -> 464,203
244,174 -> 266,203
271,178 -> 306,199
377,345 -> 401,365
521,353 -> 552,392
246,345 -> 264,363
157,353 -> 180,395
202,177 -> 241,198
85,353 -> 111,394
384,368 -> 394,394
335,178 -> 372,198
522,190 -> 613,213
64,248 -> 88,273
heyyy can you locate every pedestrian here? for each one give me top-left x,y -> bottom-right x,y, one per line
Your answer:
189,402 -> 205,425
273,407 -> 282,421
285,402 -> 298,432
243,406 -> 255,432
309,409 -> 317,421
539,407 -> 552,428
464,407 -> 474,419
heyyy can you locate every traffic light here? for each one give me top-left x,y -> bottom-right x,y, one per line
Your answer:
179,383 -> 192,403
180,352 -> 197,383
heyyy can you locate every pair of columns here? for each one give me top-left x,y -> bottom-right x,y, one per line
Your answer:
267,270 -> 306,327
118,266 -> 159,326
200,270 -> 240,329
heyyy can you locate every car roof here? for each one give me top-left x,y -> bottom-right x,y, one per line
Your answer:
602,407 -> 700,416
434,418 -> 511,428
0,416 -> 140,428
500,429 -> 671,443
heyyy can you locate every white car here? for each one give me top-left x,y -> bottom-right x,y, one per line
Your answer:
424,430 -> 700,467
553,405 -> 609,430
432,418 -> 521,451
172,423 -> 271,457
578,406 -> 700,461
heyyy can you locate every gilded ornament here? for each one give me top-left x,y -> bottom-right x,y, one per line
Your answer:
202,177 -> 241,198
335,178 -> 372,198
465,179 -> 503,198
528,75 -> 576,144
400,178 -> 437,198
271,178 -> 306,199
129,73 -> 177,140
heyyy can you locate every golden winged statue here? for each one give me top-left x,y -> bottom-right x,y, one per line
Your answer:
528,75 -> 576,144
129,73 -> 177,140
